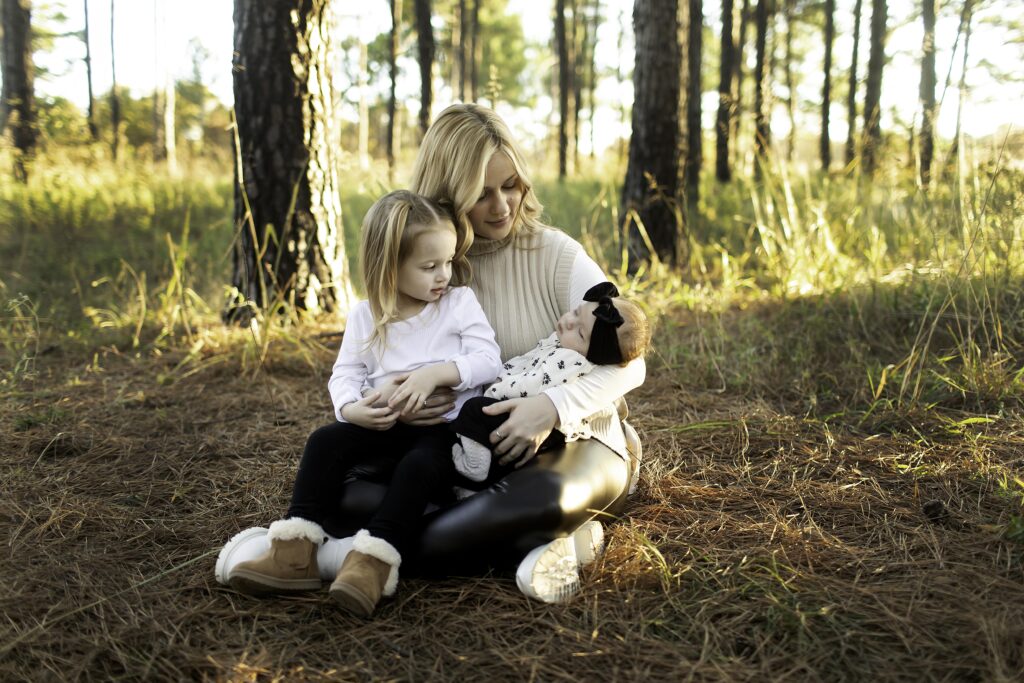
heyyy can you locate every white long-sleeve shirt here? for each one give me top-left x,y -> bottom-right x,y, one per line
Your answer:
328,286 -> 502,423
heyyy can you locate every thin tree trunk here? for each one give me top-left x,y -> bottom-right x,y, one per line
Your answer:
783,0 -> 796,161
110,0 -> 120,161
1,0 -> 36,181
733,0 -> 750,171
918,0 -> 936,187
621,0 -> 687,268
716,0 -> 735,182
83,0 -> 97,140
753,0 -> 772,175
587,0 -> 600,159
951,0 -> 973,170
821,0 -> 834,171
469,0 -> 479,101
357,23 -> 369,169
415,0 -> 434,136
457,0 -> 465,100
387,0 -> 402,183
845,0 -> 863,165
228,0 -> 354,321
861,0 -> 886,175
556,0 -> 569,178
573,0 -> 586,170
684,0 -> 702,206
164,59 -> 177,173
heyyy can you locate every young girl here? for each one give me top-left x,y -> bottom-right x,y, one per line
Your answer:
226,190 -> 501,617
450,282 -> 651,487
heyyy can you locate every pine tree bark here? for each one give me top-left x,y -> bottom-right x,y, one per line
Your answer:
845,0 -> 863,165
861,0 -> 887,175
783,0 -> 796,161
620,0 -> 687,268
684,0 -> 702,206
455,0 -> 466,100
415,0 -> 434,136
715,0 -> 735,182
469,0 -> 479,101
753,0 -> 772,172
1,0 -> 36,182
918,0 -> 936,187
227,0 -> 354,322
556,0 -> 570,178
821,0 -> 835,170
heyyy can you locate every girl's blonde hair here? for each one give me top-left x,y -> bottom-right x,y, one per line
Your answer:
410,103 -> 549,240
359,190 -> 470,349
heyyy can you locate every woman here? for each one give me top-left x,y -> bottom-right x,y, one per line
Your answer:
394,104 -> 645,596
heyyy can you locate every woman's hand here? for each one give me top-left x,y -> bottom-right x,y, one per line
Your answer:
396,386 -> 457,426
483,395 -> 559,468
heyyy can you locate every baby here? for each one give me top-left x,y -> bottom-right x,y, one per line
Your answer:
450,282 -> 651,484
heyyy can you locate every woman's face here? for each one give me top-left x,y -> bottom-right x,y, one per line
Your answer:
467,152 -> 522,241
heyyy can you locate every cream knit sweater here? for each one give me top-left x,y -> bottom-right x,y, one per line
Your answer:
467,228 -> 645,459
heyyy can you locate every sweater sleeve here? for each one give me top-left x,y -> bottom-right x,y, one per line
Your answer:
543,247 -> 647,427
328,303 -> 372,422
446,287 -> 502,391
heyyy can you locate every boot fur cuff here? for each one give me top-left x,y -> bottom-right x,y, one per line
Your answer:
267,518 -> 326,545
353,530 -> 401,597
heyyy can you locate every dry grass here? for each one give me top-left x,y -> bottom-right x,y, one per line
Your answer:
1,311 -> 1023,683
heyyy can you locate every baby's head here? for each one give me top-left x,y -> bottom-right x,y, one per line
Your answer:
556,283 -> 651,366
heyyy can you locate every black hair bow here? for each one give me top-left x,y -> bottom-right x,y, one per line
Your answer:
582,282 -> 624,364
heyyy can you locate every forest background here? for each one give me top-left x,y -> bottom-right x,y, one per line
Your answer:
1,0 -> 1023,681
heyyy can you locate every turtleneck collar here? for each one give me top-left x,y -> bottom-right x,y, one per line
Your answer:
467,230 -> 516,257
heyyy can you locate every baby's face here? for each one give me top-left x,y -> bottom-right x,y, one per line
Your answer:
556,301 -> 599,355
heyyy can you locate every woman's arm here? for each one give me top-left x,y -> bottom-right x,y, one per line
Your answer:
542,356 -> 645,429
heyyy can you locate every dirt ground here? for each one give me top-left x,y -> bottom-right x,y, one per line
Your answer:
2,333 -> 1023,682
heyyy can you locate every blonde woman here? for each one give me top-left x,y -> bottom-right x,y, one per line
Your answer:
395,104 -> 646,601
224,190 -> 501,617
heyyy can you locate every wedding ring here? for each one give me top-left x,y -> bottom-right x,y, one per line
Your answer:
495,431 -> 504,439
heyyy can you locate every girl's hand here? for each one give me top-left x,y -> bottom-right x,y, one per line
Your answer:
341,392 -> 399,431
389,366 -> 442,415
396,387 -> 457,426
484,395 -> 559,468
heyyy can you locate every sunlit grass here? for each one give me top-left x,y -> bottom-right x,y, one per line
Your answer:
1,150 -> 1022,414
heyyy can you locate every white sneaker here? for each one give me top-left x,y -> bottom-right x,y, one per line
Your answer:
214,527 -> 269,585
515,520 -> 604,603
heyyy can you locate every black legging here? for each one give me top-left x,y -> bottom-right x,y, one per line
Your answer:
322,432 -> 631,577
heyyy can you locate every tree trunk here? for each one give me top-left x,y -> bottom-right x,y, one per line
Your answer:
455,0 -> 465,100
358,28 -> 369,169
573,0 -> 586,170
587,0 -> 600,158
387,0 -> 402,183
620,0 -> 686,268
684,0 -> 701,206
469,0 -> 479,101
918,0 -> 936,187
110,0 -> 120,161
950,0 -> 973,171
556,0 -> 570,178
414,0 -> 434,136
227,0 -> 354,322
845,0 -> 863,165
783,0 -> 796,161
83,0 -> 97,140
861,0 -> 886,175
1,0 -> 36,182
732,0 -> 750,171
715,0 -> 735,182
164,62 -> 177,173
753,0 -> 772,173
820,0 -> 834,171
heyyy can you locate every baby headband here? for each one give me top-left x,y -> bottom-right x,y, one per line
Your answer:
583,282 -> 624,365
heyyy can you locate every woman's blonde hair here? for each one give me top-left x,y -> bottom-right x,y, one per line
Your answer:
359,190 -> 470,349
410,103 -> 549,239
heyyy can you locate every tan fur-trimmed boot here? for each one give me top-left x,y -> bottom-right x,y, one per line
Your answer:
227,518 -> 324,595
328,530 -> 400,617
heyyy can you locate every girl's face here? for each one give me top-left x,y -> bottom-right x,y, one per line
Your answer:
556,301 -> 599,356
397,222 -> 457,313
467,152 -> 522,241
